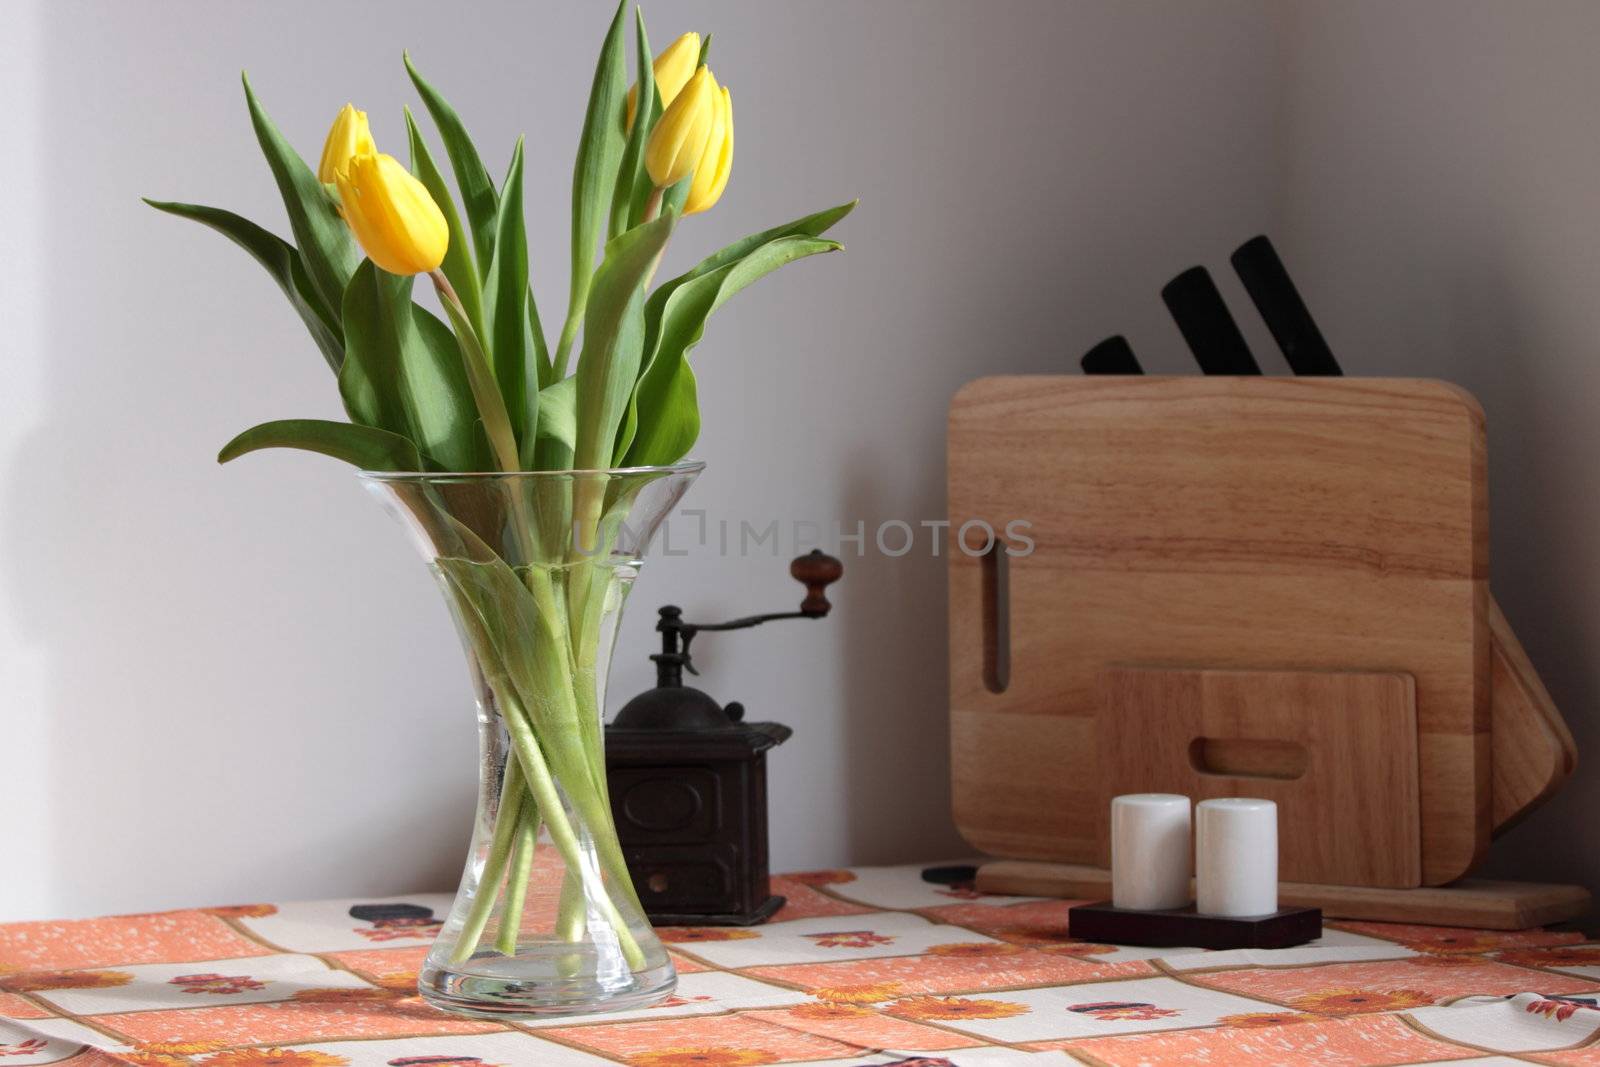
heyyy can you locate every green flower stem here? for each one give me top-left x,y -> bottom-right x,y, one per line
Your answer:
551,282 -> 587,382
431,269 -> 522,474
449,756 -> 527,964
555,868 -> 586,942
495,799 -> 541,955
497,682 -> 646,971
525,559 -> 647,917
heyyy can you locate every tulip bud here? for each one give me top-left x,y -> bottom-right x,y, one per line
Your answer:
684,87 -> 733,215
317,104 -> 375,185
334,151 -> 449,276
645,66 -> 719,189
626,32 -> 702,133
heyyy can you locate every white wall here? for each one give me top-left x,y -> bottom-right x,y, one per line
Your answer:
1,0 -> 1284,919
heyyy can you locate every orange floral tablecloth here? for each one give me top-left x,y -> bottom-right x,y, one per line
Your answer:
5,863 -> 1600,1067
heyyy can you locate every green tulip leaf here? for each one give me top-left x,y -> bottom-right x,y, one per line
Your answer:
529,291 -> 554,390
610,8 -> 656,240
534,374 -> 578,471
340,261 -> 483,471
654,200 -> 857,302
405,107 -> 485,342
240,73 -> 360,321
143,198 -> 343,373
435,272 -> 521,473
404,53 -> 500,276
622,235 -> 842,466
218,418 -> 422,471
573,213 -> 675,471
412,305 -> 493,471
555,0 -> 630,378
484,140 -> 535,461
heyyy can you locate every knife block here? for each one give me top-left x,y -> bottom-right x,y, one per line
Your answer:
948,376 -> 1585,927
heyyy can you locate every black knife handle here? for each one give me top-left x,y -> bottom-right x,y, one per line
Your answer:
1230,236 -> 1342,376
1161,266 -> 1261,375
1080,335 -> 1143,375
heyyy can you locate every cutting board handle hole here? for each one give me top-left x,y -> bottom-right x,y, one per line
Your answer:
981,542 -> 1010,693
1189,737 -> 1309,780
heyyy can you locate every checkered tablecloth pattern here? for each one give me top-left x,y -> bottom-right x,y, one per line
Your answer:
5,862 -> 1600,1066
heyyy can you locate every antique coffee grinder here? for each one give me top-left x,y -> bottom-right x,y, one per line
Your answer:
606,550 -> 843,925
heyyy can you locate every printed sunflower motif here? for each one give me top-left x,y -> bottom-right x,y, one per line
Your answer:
927,941 -> 1022,957
169,972 -> 267,996
628,1049 -> 777,1067
1041,941 -> 1117,958
1218,1011 -> 1320,1028
786,870 -> 857,887
657,927 -> 761,944
1499,945 -> 1600,968
801,930 -> 896,950
369,971 -> 420,991
137,1042 -> 228,1056
991,925 -> 1080,947
813,981 -> 905,1004
1408,952 -> 1490,968
1066,1000 -> 1180,1022
1403,934 -> 1511,955
197,1051 -> 349,1067
887,995 -> 1032,1021
202,904 -> 279,919
788,1001 -> 876,1020
0,968 -> 133,992
1288,987 -> 1435,1015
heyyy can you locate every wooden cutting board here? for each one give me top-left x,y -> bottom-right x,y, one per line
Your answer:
1489,599 -> 1577,831
1098,666 -> 1419,887
973,861 -> 1589,930
949,376 -> 1491,887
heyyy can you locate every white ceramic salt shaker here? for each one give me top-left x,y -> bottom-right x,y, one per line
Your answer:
1196,797 -> 1278,917
1110,793 -> 1192,911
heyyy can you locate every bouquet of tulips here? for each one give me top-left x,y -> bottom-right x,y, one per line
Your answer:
149,3 -> 851,990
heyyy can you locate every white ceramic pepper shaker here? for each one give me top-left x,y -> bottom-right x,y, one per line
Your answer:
1110,793 -> 1192,911
1196,797 -> 1278,917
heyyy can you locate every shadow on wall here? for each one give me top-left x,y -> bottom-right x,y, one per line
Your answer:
835,455 -> 963,863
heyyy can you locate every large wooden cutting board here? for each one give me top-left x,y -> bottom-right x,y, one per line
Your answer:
948,376 -> 1490,887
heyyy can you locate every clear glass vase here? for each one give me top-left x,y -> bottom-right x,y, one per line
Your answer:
361,463 -> 702,1018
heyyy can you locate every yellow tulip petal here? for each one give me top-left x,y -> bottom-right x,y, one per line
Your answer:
318,103 -> 375,185
627,32 -> 701,132
336,151 -> 448,275
645,66 -> 718,188
685,87 -> 733,215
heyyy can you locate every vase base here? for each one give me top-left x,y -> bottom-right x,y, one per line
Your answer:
419,953 -> 676,1019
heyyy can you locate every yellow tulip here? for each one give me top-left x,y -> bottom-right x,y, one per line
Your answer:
645,66 -> 718,189
317,103 -> 375,185
684,87 -> 733,215
334,151 -> 449,276
626,32 -> 701,132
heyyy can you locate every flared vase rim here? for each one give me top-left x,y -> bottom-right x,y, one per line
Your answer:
356,460 -> 705,483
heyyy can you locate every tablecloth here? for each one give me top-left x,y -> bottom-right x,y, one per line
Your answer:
4,862 -> 1600,1066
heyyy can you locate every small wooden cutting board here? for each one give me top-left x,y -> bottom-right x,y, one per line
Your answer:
1098,666 -> 1420,887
